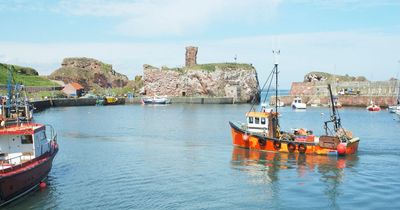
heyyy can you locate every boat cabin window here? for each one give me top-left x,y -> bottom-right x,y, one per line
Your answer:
248,117 -> 254,124
261,117 -> 266,125
21,135 -> 33,144
36,131 -> 47,142
255,117 -> 260,124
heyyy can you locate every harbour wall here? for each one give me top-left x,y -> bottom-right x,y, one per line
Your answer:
32,96 -> 237,112
32,98 -> 97,111
290,81 -> 398,97
125,97 -> 236,104
277,80 -> 399,107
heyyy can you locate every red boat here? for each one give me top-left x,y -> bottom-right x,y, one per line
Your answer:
0,122 -> 58,206
0,66 -> 58,206
366,102 -> 381,111
229,52 -> 360,156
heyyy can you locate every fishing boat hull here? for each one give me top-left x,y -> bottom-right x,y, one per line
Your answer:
0,144 -> 58,206
291,103 -> 307,109
0,145 -> 58,206
229,122 -> 359,156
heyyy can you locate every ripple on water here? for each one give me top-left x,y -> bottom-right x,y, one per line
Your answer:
6,105 -> 400,209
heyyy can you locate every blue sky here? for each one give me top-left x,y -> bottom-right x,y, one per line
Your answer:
1,0 -> 400,88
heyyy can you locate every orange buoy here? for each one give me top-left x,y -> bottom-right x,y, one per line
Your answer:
337,143 -> 346,155
39,181 -> 47,188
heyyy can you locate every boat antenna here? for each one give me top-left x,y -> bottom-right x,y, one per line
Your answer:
273,49 -> 280,115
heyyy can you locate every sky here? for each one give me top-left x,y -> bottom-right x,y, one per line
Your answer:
0,0 -> 400,88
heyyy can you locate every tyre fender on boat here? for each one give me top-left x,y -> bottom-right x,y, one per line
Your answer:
298,144 -> 307,154
273,141 -> 281,150
258,138 -> 266,146
287,143 -> 296,153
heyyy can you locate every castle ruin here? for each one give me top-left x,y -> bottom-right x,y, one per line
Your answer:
185,46 -> 198,67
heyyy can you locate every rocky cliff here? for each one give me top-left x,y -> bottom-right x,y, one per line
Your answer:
49,57 -> 129,89
143,63 -> 259,102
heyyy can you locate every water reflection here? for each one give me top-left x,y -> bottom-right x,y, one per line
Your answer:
231,147 -> 359,208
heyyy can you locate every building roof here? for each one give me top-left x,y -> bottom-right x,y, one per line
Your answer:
68,82 -> 84,90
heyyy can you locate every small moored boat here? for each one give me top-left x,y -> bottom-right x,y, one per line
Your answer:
102,96 -> 125,105
366,101 -> 381,112
141,96 -> 170,105
291,96 -> 307,109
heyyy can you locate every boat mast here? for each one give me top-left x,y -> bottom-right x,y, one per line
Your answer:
273,49 -> 280,114
328,83 -> 340,132
6,66 -> 13,118
273,49 -> 280,137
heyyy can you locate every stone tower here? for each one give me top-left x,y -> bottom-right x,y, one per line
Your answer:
185,46 -> 198,67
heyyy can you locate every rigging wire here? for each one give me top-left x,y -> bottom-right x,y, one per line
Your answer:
248,66 -> 275,113
262,68 -> 275,104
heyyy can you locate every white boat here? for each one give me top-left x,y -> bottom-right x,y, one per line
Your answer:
277,100 -> 285,107
141,96 -> 170,105
388,105 -> 400,113
395,110 -> 400,119
291,97 -> 307,109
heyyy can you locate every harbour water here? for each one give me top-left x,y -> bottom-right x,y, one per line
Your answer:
6,103 -> 400,209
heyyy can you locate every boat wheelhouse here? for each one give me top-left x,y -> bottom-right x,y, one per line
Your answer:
0,123 -> 58,206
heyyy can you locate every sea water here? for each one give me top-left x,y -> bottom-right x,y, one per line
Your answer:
7,103 -> 400,209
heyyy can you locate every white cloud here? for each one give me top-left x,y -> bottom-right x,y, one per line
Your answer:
56,0 -> 282,36
290,0 -> 400,9
1,31 -> 399,88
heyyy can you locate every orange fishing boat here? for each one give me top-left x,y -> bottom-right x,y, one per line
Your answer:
229,51 -> 360,156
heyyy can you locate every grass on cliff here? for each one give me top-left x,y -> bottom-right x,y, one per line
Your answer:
189,63 -> 255,71
161,63 -> 255,73
0,63 -> 59,86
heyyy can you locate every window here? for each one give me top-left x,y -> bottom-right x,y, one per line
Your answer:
21,135 -> 33,144
255,117 -> 260,124
261,117 -> 266,125
248,117 -> 253,124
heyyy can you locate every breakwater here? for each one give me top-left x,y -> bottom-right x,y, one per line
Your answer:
125,96 -> 236,104
32,96 -> 237,111
32,98 -> 97,111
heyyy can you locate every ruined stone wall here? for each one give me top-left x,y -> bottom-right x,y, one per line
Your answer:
185,46 -> 198,67
143,65 -> 258,102
290,80 -> 398,97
